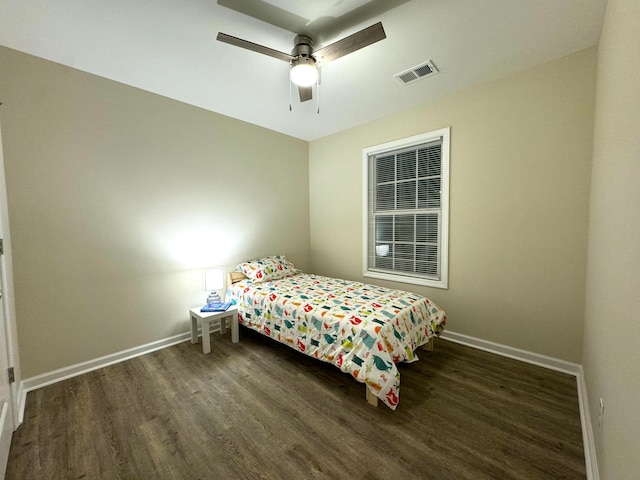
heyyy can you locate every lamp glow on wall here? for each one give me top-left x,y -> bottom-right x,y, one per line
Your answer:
204,269 -> 224,304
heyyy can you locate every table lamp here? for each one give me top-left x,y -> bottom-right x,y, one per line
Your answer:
204,269 -> 223,304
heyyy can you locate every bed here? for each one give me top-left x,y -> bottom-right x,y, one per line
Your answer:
225,255 -> 446,410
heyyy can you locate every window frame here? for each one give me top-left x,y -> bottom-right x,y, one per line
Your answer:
362,127 -> 450,289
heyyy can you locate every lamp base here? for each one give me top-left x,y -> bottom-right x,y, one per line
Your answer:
206,292 -> 221,304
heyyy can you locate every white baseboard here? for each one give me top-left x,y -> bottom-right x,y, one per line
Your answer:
21,332 -> 192,396
19,325 -> 223,423
440,330 -> 598,479
17,331 -> 203,424
21,321 -> 231,396
440,330 -> 581,375
16,381 -> 25,427
576,366 -> 600,480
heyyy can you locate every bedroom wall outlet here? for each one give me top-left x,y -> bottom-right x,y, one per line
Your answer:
598,397 -> 605,433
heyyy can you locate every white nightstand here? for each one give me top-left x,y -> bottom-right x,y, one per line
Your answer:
189,305 -> 239,354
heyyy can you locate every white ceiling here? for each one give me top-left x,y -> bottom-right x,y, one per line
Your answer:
0,0 -> 607,141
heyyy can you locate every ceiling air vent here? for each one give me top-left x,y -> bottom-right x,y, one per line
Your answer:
394,60 -> 439,85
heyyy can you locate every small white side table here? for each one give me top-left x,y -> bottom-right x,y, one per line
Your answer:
189,306 -> 239,354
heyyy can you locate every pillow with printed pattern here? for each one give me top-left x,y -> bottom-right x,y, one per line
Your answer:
236,255 -> 297,283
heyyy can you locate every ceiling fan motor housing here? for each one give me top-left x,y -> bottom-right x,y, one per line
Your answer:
292,35 -> 314,57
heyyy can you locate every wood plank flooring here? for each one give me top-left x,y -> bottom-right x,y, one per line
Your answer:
7,328 -> 586,479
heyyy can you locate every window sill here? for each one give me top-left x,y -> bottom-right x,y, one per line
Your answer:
364,270 -> 448,289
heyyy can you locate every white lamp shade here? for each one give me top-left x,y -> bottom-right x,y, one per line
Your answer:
204,269 -> 223,291
290,63 -> 318,87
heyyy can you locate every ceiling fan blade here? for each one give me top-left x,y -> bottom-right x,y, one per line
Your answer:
217,32 -> 294,63
298,86 -> 313,103
313,22 -> 386,64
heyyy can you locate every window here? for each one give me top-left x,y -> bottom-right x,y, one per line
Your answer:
362,128 -> 450,289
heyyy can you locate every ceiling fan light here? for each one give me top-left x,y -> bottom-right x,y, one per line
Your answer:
290,62 -> 318,87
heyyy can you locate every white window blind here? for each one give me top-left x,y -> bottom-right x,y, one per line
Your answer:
362,128 -> 449,288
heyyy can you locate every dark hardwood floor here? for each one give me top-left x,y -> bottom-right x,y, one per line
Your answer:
7,328 -> 586,479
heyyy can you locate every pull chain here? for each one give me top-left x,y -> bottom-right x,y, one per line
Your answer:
289,68 -> 292,111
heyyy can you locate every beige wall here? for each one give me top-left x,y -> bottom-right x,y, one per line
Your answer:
309,49 -> 596,363
0,47 -> 309,378
583,0 -> 640,477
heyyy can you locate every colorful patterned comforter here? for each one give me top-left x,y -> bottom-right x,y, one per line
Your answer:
226,272 -> 446,409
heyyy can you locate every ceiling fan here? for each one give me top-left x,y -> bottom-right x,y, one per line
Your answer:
216,22 -> 386,105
